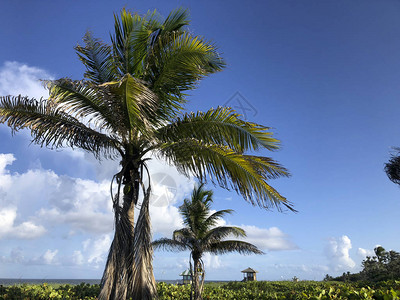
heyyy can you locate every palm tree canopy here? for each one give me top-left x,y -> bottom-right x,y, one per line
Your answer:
385,149 -> 400,185
153,183 -> 264,256
0,7 -> 293,212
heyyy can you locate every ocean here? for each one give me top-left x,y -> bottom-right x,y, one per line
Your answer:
0,279 -> 197,286
0,278 -> 228,286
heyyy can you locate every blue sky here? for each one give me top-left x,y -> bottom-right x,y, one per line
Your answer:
1,0 -> 400,281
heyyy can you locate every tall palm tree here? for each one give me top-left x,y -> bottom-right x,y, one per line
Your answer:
153,183 -> 263,300
0,8 -> 293,300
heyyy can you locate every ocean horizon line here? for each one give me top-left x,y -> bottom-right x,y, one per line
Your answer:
0,278 -> 231,286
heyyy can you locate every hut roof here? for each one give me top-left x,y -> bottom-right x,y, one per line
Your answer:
241,267 -> 258,273
179,269 -> 192,276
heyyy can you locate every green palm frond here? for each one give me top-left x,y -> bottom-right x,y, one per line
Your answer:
150,32 -> 225,94
111,9 -> 164,77
156,107 -> 280,153
179,184 -> 213,235
44,78 -> 125,133
202,226 -> 246,247
244,155 -> 290,180
208,240 -> 264,255
159,139 -> 293,211
173,228 -> 195,243
101,74 -> 159,137
152,238 -> 191,252
0,95 -> 119,157
75,32 -> 116,84
203,209 -> 234,229
162,8 -> 189,32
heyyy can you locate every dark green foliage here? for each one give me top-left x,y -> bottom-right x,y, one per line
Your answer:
361,247 -> 400,282
385,149 -> 400,185
0,283 -> 100,299
326,246 -> 400,283
1,281 -> 400,299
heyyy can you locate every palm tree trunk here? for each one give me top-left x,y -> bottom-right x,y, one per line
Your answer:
99,180 -> 136,300
99,163 -> 157,299
192,256 -> 203,300
131,185 -> 157,299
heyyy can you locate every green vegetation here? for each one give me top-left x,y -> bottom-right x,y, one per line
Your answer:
325,246 -> 400,283
153,184 -> 262,300
1,281 -> 400,299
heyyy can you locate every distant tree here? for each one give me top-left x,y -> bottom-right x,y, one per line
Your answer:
361,246 -> 400,282
323,274 -> 334,282
153,184 -> 263,300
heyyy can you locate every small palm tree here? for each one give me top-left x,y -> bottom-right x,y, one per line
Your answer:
153,184 -> 263,300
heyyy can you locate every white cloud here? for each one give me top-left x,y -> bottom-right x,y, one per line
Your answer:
0,206 -> 46,239
1,248 -> 24,264
203,253 -> 222,269
145,154 -> 195,207
84,234 -> 112,266
357,248 -> 374,258
325,235 -> 356,271
150,205 -> 183,236
43,249 -> 58,264
39,178 -> 113,234
72,250 -> 84,266
28,249 -> 59,265
239,225 -> 298,251
0,153 -> 114,235
0,61 -> 52,99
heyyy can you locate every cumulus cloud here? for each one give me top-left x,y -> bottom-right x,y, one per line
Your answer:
72,250 -> 84,266
38,177 -> 113,234
83,234 -> 112,266
325,235 -> 356,271
0,153 -> 113,236
357,248 -> 374,258
0,206 -> 46,239
28,249 -> 59,265
1,248 -> 25,264
239,225 -> 298,251
0,61 -> 52,99
203,253 -> 222,269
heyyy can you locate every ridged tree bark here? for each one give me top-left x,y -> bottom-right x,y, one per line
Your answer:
99,159 -> 157,300
191,254 -> 205,300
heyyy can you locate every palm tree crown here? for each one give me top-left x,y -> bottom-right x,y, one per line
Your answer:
153,183 -> 263,257
0,8 -> 292,300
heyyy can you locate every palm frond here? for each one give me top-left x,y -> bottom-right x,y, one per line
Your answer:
162,8 -> 190,32
156,107 -> 280,153
150,32 -> 225,94
44,78 -> 126,134
0,95 -> 119,158
173,228 -> 195,243
158,139 -> 294,211
203,209 -> 234,229
101,74 -> 159,137
132,186 -> 157,299
179,184 -> 214,236
75,32 -> 116,84
152,238 -> 191,252
111,9 -> 162,77
208,240 -> 264,255
202,226 -> 246,248
385,150 -> 400,185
